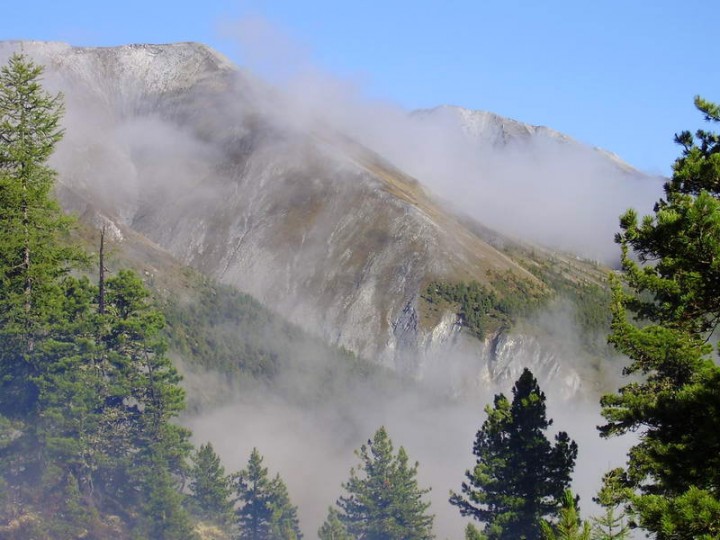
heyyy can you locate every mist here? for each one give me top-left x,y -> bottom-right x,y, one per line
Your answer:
184,343 -> 634,539
224,17 -> 664,264
0,37 -> 646,538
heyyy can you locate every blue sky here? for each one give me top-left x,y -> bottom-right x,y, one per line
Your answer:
2,0 -> 716,175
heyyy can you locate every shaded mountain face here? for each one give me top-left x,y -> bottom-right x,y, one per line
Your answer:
0,41 -> 634,394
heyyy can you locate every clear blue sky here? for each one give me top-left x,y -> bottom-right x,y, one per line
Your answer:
2,0 -> 716,175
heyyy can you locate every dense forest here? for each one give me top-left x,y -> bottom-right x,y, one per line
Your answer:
0,53 -> 718,539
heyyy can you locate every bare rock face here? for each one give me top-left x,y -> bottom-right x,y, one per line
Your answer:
0,41 -> 621,395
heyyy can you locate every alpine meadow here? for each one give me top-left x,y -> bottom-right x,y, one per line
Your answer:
0,32 -> 717,540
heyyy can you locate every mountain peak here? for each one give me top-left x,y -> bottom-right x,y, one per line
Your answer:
0,40 -> 238,103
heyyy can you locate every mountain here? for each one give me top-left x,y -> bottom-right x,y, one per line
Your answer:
0,41 -> 634,395
414,105 -> 574,147
413,104 -> 641,173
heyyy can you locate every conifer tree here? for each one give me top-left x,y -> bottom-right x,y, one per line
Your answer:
590,474 -> 630,540
0,53 -> 82,417
464,523 -> 485,540
0,53 -> 196,536
540,490 -> 590,540
599,97 -> 720,538
189,442 -> 234,525
591,506 -> 630,540
334,426 -> 434,540
101,269 -> 194,535
267,475 -> 302,540
318,508 -> 352,540
450,368 -> 577,540
234,448 -> 302,540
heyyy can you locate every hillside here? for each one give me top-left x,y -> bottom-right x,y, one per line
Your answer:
0,41 -> 633,394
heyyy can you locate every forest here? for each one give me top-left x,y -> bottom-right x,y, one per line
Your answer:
0,52 -> 719,540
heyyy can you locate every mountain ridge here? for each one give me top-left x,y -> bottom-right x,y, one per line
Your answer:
1,40 -> 626,394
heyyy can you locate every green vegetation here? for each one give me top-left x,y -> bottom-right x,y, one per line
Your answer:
598,97 -> 720,538
450,369 -> 578,540
423,272 -> 544,339
0,53 -> 194,538
318,508 -> 353,540
525,260 -> 612,353
329,426 -> 435,540
0,53 -> 306,540
234,448 -> 302,540
153,268 -> 384,411
423,262 -> 611,352
590,478 -> 630,540
4,46 -> 720,540
188,442 -> 234,529
539,490 -> 591,540
162,274 -> 290,380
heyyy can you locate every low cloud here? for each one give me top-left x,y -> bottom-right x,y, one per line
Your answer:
222,16 -> 664,264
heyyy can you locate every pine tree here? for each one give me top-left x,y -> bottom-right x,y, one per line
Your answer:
590,474 -> 630,540
267,475 -> 302,540
539,490 -> 590,540
35,275 -> 106,495
101,269 -> 194,536
0,52 -> 92,516
0,53 -> 197,536
335,426 -> 434,540
234,448 -> 302,540
599,97 -> 720,539
0,53 -> 83,418
450,368 -> 578,540
189,442 -> 234,525
318,508 -> 352,540
591,506 -> 629,540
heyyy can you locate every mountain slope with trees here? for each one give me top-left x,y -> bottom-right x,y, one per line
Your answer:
0,52 -> 322,540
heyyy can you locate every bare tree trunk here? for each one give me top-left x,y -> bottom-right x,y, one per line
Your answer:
98,225 -> 106,315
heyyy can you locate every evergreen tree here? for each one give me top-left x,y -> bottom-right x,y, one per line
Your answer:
318,507 -> 352,540
234,448 -> 302,540
0,52 -> 92,521
590,474 -> 630,540
267,475 -> 302,540
539,490 -> 590,540
135,455 -> 197,540
591,506 -> 629,540
0,53 -> 196,536
101,269 -> 194,537
334,426 -> 434,540
189,442 -> 234,525
464,523 -> 485,540
599,97 -> 720,539
450,368 -> 577,540
0,53 -> 83,417
35,275 -> 106,500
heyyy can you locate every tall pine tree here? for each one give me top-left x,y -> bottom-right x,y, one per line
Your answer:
0,52 -> 196,538
234,448 -> 302,540
539,490 -> 590,540
450,368 -> 577,540
599,97 -> 720,538
189,442 -> 234,526
0,53 -> 83,418
334,426 -> 434,540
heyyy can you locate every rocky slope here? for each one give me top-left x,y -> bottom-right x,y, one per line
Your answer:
0,41 -> 629,395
